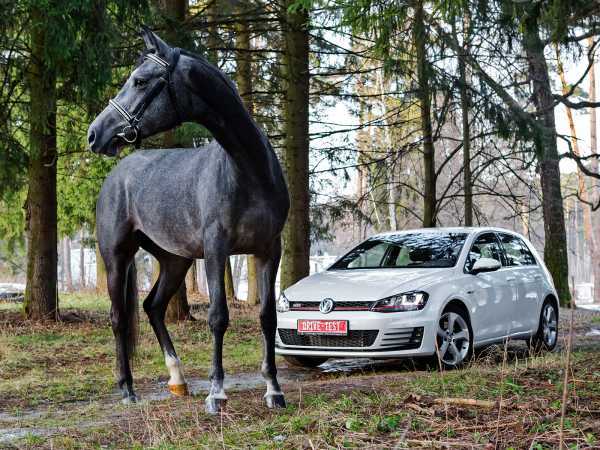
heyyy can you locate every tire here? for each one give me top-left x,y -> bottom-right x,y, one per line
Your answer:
433,305 -> 474,370
529,299 -> 558,353
283,355 -> 328,368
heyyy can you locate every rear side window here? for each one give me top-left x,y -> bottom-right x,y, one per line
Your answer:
498,233 -> 536,266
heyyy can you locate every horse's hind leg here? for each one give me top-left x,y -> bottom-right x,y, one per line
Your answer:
204,246 -> 229,414
105,245 -> 139,403
256,240 -> 286,409
142,251 -> 192,396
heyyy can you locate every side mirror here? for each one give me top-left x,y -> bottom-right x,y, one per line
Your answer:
471,257 -> 501,275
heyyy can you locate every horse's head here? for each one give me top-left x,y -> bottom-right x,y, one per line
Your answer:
88,28 -> 206,156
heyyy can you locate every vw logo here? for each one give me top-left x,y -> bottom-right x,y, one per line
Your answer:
319,298 -> 334,314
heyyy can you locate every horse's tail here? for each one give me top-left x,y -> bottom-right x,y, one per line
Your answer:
126,261 -> 139,359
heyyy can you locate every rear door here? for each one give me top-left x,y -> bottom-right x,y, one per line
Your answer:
463,232 -> 513,341
497,233 -> 540,333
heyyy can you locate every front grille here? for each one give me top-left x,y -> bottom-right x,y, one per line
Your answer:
278,329 -> 379,347
289,300 -> 375,311
380,327 -> 424,350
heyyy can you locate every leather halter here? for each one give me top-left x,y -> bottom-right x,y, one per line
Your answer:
109,48 -> 182,146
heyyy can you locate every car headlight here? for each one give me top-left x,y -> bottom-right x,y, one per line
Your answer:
371,291 -> 429,312
276,292 -> 290,313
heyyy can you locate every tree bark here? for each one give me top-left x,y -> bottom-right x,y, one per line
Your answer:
95,242 -> 107,295
281,0 -> 311,290
458,13 -> 472,226
63,236 -> 73,292
155,0 -> 194,321
224,257 -> 236,301
589,37 -> 600,303
24,5 -> 58,320
414,0 -> 436,227
233,4 -> 260,304
186,260 -> 198,294
523,11 -> 570,305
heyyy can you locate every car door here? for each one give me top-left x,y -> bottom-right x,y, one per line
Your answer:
497,233 -> 540,333
463,232 -> 513,341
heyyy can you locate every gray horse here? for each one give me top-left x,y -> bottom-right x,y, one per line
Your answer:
87,28 -> 289,413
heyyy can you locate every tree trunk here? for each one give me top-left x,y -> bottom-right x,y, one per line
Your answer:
590,37 -> 600,303
414,0 -> 436,227
224,257 -> 236,301
95,242 -> 107,295
458,13 -> 472,226
233,5 -> 260,304
154,0 -> 194,320
63,236 -> 73,292
523,11 -> 570,305
186,260 -> 198,294
79,230 -> 86,288
281,0 -> 310,290
24,5 -> 58,320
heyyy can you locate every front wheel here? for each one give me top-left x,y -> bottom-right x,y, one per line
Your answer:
434,306 -> 473,369
529,300 -> 558,353
283,355 -> 328,368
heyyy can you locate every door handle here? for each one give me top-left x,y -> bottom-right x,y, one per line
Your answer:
506,276 -> 516,282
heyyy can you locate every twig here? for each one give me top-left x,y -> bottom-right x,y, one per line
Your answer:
433,397 -> 497,408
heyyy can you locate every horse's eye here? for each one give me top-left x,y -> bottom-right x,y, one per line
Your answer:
134,78 -> 148,88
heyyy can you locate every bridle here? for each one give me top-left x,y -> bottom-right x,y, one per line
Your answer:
108,48 -> 182,146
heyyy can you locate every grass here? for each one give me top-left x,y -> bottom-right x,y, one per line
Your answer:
1,294 -> 599,449
0,292 -> 264,409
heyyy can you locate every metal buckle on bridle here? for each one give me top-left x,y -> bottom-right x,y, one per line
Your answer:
118,125 -> 139,143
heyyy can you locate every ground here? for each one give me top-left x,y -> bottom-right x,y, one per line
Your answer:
1,294 -> 599,449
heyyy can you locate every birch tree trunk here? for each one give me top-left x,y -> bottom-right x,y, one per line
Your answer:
23,5 -> 58,320
79,230 -> 85,288
523,11 -> 570,304
63,236 -> 73,292
281,0 -> 310,290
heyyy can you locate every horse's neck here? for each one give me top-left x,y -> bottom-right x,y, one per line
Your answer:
204,115 -> 281,188
185,58 -> 282,189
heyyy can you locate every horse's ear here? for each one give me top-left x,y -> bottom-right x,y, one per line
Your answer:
140,26 -> 170,56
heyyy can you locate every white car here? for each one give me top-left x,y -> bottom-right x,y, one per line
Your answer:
275,227 -> 559,368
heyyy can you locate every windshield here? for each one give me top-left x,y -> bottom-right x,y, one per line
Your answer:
330,232 -> 468,270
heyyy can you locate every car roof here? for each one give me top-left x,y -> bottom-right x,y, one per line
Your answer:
372,227 -> 524,238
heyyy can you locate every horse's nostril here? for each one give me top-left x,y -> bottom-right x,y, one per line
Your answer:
88,129 -> 96,147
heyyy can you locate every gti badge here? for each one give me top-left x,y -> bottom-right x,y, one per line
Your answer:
319,298 -> 334,314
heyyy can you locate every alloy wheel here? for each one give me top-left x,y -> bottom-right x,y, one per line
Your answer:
541,303 -> 558,348
436,312 -> 470,366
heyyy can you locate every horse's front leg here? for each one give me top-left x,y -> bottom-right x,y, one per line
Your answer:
256,240 -> 286,409
204,248 -> 229,414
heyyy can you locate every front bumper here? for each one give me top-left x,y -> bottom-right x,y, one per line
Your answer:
275,310 -> 437,358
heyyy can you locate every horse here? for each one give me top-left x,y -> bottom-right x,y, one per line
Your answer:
87,27 -> 289,414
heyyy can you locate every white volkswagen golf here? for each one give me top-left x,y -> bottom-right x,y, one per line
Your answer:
276,227 -> 559,369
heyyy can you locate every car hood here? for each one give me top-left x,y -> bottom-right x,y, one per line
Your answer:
284,268 -> 454,302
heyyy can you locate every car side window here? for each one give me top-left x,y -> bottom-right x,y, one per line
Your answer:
498,233 -> 536,266
465,233 -> 503,272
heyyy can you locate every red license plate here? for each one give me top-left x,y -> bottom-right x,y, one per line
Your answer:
297,319 -> 348,335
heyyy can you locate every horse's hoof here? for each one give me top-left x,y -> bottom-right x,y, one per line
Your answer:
205,396 -> 227,415
265,393 -> 287,409
168,383 -> 189,397
121,393 -> 138,404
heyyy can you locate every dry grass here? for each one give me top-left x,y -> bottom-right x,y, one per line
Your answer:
1,295 -> 599,449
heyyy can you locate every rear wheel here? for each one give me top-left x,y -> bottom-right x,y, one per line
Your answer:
283,355 -> 328,368
529,300 -> 558,353
434,305 -> 473,369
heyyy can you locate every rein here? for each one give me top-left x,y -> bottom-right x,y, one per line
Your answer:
109,48 -> 182,146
